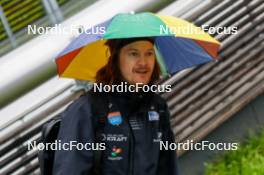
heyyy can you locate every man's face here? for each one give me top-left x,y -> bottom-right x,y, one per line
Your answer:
119,40 -> 156,85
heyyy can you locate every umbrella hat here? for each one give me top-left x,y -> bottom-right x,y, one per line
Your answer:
55,12 -> 220,81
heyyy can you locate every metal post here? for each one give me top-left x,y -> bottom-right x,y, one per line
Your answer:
49,0 -> 64,22
0,5 -> 17,48
42,0 -> 63,24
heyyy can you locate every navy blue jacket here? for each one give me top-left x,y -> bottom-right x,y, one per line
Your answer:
53,91 -> 180,175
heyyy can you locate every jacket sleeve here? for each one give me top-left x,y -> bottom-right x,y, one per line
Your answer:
158,103 -> 180,175
52,94 -> 95,175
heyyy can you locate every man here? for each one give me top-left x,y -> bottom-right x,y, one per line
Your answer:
53,37 -> 180,175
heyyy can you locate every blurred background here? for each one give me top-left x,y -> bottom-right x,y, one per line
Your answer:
0,0 -> 263,174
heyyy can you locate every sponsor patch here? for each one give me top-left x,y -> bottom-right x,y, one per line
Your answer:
108,146 -> 123,161
107,111 -> 122,125
148,111 -> 159,121
102,134 -> 128,142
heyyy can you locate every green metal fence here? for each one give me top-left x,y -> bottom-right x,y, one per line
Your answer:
0,0 -> 97,56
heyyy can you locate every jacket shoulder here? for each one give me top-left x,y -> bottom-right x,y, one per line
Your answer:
72,93 -> 90,105
67,90 -> 102,108
151,93 -> 168,109
62,92 -> 92,116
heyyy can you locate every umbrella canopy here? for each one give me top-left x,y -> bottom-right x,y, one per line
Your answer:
55,12 -> 220,81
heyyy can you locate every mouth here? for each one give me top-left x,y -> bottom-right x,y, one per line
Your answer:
133,69 -> 149,74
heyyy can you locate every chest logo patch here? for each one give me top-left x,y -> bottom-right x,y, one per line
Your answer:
148,111 -> 159,121
108,146 -> 123,161
107,111 -> 122,125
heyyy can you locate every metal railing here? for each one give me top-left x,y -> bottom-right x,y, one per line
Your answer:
161,0 -> 264,155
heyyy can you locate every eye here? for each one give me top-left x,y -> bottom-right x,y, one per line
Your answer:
146,51 -> 154,57
129,52 -> 139,57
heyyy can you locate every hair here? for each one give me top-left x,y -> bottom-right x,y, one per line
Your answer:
95,37 -> 160,85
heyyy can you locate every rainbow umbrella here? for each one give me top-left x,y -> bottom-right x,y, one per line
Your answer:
55,12 -> 220,81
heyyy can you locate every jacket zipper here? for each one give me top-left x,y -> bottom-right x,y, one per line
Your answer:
128,123 -> 135,175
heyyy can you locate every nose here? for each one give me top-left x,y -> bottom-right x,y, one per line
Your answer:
137,56 -> 147,66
